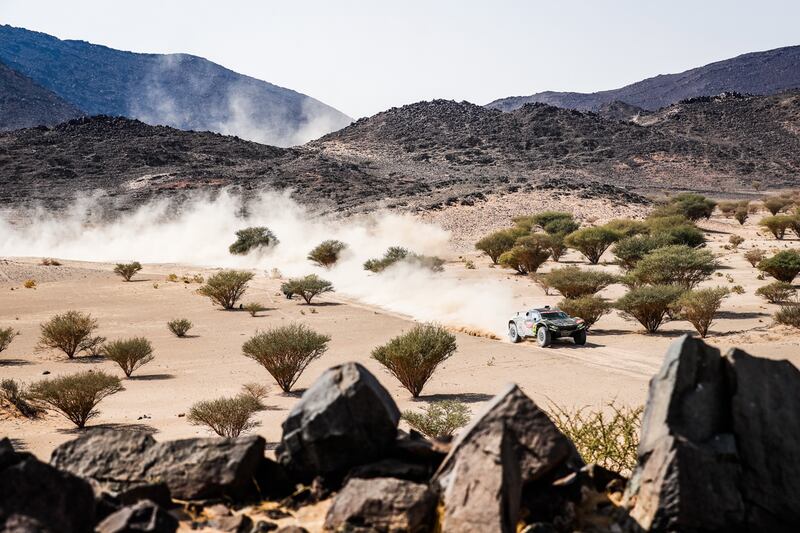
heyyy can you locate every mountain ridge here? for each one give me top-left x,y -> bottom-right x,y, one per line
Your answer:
0,61 -> 84,130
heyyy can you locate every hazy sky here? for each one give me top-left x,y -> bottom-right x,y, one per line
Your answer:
2,0 -> 799,118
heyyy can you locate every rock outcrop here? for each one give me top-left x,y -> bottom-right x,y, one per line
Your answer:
95,499 -> 178,533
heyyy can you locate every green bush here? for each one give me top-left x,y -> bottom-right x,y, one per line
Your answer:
104,337 -> 154,377
244,302 -> 266,317
603,219 -> 649,237
308,240 -> 347,267
29,371 -> 123,428
774,302 -> 800,328
187,393 -> 265,437
1,379 -> 41,418
676,287 -> 729,338
401,400 -> 471,439
167,318 -> 193,337
652,193 -> 716,221
657,224 -> 706,248
546,232 -> 568,262
755,281 -> 796,304
475,230 -> 519,264
542,266 -> 618,298
762,196 -> 794,216
564,227 -> 620,264
744,248 -> 766,268
38,310 -> 99,359
0,327 -> 18,354
371,323 -> 456,398
229,227 -> 278,255
280,274 -> 333,304
758,250 -> 800,282
557,296 -> 611,329
242,324 -> 330,392
759,215 -> 794,239
645,214 -> 691,232
499,234 -> 551,274
198,270 -> 254,309
615,285 -> 685,333
543,217 -> 580,235
717,201 -> 738,216
364,247 -> 409,272
513,211 -> 574,233
113,261 -> 142,282
728,235 -> 744,249
734,208 -> 749,225
612,234 -> 672,270
630,245 -> 717,289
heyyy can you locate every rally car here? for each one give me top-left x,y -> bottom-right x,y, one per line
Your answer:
508,306 -> 587,347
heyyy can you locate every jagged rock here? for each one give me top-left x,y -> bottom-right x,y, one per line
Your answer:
348,458 -> 431,483
208,513 -> 254,533
51,429 -> 265,500
252,521 -> 279,532
434,384 -> 583,533
276,362 -> 400,482
324,477 -> 437,532
0,437 -> 95,533
96,499 -> 178,533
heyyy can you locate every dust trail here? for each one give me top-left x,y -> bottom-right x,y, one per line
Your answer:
0,190 -> 515,335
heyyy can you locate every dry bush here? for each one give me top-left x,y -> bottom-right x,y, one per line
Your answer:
499,235 -> 551,274
676,287 -> 729,338
244,302 -> 266,317
0,327 -> 18,354
229,226 -> 278,255
0,379 -> 42,418
166,273 -> 179,282
474,230 -> 519,264
187,393 -> 264,437
29,371 -> 123,428
24,279 -> 36,289
198,270 -> 254,309
757,250 -> 800,282
242,324 -> 330,392
762,196 -> 794,216
113,261 -> 142,281
543,266 -> 618,298
728,235 -> 744,249
558,296 -> 611,329
734,208 -> 749,225
547,401 -> 643,474
241,382 -> 270,402
755,281 -> 796,304
364,247 -> 409,272
167,318 -> 193,337
604,219 -> 649,237
41,258 -> 62,266
104,337 -> 154,377
651,193 -> 716,221
308,240 -> 347,267
630,245 -> 716,289
38,310 -> 99,359
717,201 -> 737,216
615,285 -> 684,333
774,301 -> 800,328
759,215 -> 794,239
371,323 -> 456,398
280,275 -> 333,304
401,400 -> 471,439
744,248 -> 766,268
564,226 -> 620,264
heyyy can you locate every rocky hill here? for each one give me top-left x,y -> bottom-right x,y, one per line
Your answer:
0,25 -> 352,146
488,45 -> 800,112
0,61 -> 83,131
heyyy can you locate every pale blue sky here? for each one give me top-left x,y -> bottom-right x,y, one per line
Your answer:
2,0 -> 799,118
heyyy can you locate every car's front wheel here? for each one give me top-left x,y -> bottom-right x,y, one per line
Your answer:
573,330 -> 587,346
508,323 -> 521,343
536,326 -> 551,347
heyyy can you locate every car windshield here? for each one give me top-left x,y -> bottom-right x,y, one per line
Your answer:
541,311 -> 568,319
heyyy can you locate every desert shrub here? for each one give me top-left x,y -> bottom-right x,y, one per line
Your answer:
644,214 -> 691,232
280,274 -> 333,304
728,235 -> 744,249
401,400 -> 471,439
615,285 -> 685,333
371,323 -> 457,398
656,224 -> 706,248
187,393 -> 264,437
612,234 -> 671,270
514,211 -> 574,233
364,247 -> 409,272
734,208 -> 749,225
531,273 -> 553,295
564,227 -> 620,264
81,335 -> 107,357
675,287 -> 729,338
774,301 -> 800,328
0,379 -> 41,418
604,219 -> 649,237
241,382 -> 270,402
407,254 -> 446,272
41,258 -> 62,266
29,371 -> 123,428
630,245 -> 717,289
731,285 -> 745,295
543,266 -> 618,298
464,259 -> 475,269
758,250 -> 800,282
229,226 -> 278,255
557,296 -> 611,329
546,232 -> 568,262
198,270 -> 254,309
653,193 -> 716,221
475,229 -> 520,264
104,337 -> 154,377
498,235 -> 551,274
244,302 -> 266,317
543,217 -> 580,236
242,324 -> 330,392
744,248 -> 766,268
762,196 -> 794,216
24,279 -> 36,289
0,327 -> 18,353
717,201 -> 737,216
166,273 -> 179,282
755,281 -> 796,304
759,215 -> 793,239
113,261 -> 142,282
308,240 -> 347,268
38,311 -> 99,359
167,318 -> 193,337
548,402 -> 643,474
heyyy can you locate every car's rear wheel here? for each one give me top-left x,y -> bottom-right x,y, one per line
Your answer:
573,330 -> 587,346
536,326 -> 551,347
508,323 -> 521,343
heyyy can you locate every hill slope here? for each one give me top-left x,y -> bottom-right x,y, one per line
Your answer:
0,61 -> 83,130
488,46 -> 800,112
0,25 -> 352,146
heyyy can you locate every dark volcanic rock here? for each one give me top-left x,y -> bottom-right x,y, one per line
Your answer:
324,477 -> 437,533
276,362 -> 400,482
95,499 -> 178,533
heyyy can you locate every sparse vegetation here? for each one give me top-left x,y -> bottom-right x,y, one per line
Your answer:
38,310 -> 99,359
167,318 -> 193,337
728,235 -> 744,249
242,324 -> 330,392
198,270 -> 254,309
564,226 -> 620,264
612,234 -> 671,270
308,240 -> 347,267
774,301 -> 800,328
229,226 -> 278,255
371,323 -> 456,398
558,296 -> 611,329
629,245 -> 716,289
759,215 -> 793,239
103,337 -> 154,377
758,250 -> 800,282
498,235 -> 551,274
40,258 -> 62,266
755,281 -> 796,304
762,196 -> 794,216
475,229 -> 520,264
734,208 -> 749,225
23,279 -> 36,289
280,274 -> 333,304
542,267 -> 618,298
675,287 -> 729,338
29,371 -> 123,428
113,261 -> 142,281
652,193 -> 716,221
615,285 -> 684,333
0,327 -> 18,354
187,392 -> 265,437
1,379 -> 41,418
744,248 -> 766,268
401,400 -> 471,439
244,302 -> 266,317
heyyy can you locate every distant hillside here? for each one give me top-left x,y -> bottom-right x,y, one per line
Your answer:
0,61 -> 82,130
488,46 -> 800,112
0,25 -> 352,146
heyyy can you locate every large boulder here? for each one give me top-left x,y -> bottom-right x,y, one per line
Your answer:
0,438 -> 96,533
433,384 -> 583,533
324,477 -> 437,532
51,429 -> 266,501
95,499 -> 178,533
276,362 -> 400,482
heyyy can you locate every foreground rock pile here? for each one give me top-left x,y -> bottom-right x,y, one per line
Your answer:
1,336 -> 798,532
